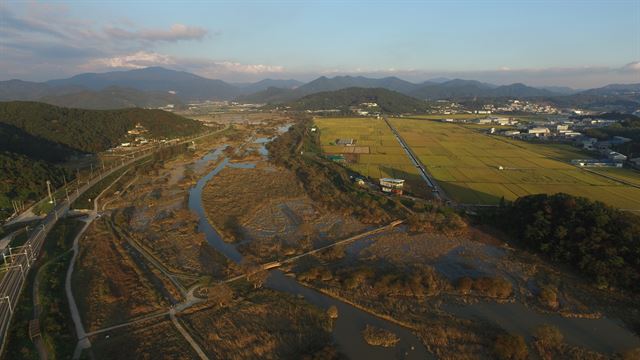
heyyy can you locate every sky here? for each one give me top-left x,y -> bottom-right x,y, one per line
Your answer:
1,0 -> 639,88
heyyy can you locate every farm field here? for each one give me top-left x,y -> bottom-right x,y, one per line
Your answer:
315,117 -> 425,194
389,118 -> 640,210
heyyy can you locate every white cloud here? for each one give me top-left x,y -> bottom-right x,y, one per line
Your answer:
621,61 -> 640,72
104,23 -> 208,42
84,51 -> 175,69
80,51 -> 284,79
210,61 -> 284,74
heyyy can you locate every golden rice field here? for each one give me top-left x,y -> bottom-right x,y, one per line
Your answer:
389,118 -> 640,210
315,118 -> 425,194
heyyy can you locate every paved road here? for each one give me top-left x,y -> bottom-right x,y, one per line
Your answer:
67,215 -> 95,359
170,309 -> 209,360
382,117 -> 449,202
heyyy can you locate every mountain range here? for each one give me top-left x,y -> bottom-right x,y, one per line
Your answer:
1,67 -> 638,111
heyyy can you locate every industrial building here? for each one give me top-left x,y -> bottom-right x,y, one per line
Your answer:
380,178 -> 405,195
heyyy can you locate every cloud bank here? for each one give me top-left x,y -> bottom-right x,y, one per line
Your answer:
0,2 -> 637,86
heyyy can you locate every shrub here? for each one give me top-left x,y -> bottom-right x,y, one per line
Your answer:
494,334 -> 528,360
534,324 -> 563,349
456,277 -> 473,295
538,285 -> 559,310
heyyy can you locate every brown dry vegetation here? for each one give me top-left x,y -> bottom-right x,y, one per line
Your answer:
361,325 -> 400,347
288,224 -> 633,359
202,166 -> 305,241
202,164 -> 365,261
418,318 -> 501,360
181,285 -> 336,359
73,217 -> 169,332
103,145 -> 234,280
89,318 -> 196,360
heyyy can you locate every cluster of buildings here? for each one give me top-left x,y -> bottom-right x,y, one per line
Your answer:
115,124 -> 151,149
426,100 -> 465,114
350,102 -> 381,117
497,123 -> 582,139
573,136 -> 630,167
441,116 -> 519,126
494,100 -> 560,114
481,114 -> 637,168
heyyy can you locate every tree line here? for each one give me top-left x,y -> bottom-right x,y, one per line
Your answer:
0,101 -> 205,154
487,193 -> 640,292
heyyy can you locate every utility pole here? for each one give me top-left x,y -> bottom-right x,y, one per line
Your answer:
62,174 -> 69,203
46,180 -> 54,204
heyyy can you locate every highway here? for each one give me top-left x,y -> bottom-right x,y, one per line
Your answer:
383,117 -> 449,202
0,129 -> 222,355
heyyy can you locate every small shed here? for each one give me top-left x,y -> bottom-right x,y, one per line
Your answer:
335,138 -> 355,146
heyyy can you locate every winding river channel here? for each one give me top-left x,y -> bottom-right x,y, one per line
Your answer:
187,137 -> 433,359
187,132 -> 640,358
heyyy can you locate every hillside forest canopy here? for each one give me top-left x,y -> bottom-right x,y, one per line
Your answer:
0,101 -> 205,221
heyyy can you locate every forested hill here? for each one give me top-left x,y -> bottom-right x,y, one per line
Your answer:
0,101 -> 205,154
0,101 -> 204,221
285,87 -> 430,114
491,193 -> 640,293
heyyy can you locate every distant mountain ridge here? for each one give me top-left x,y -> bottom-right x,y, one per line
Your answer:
233,79 -> 303,93
1,67 -> 638,111
40,86 -> 184,110
45,67 -> 240,101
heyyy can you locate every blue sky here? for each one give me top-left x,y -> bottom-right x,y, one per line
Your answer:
1,0 -> 639,87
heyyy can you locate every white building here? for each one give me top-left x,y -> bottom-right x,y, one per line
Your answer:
528,127 -> 550,136
608,151 -> 628,162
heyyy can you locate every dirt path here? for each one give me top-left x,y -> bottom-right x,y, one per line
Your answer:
169,309 -> 209,360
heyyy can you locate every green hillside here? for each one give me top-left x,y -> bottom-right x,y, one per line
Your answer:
0,151 -> 68,221
286,87 -> 430,114
0,101 -> 205,221
0,101 -> 204,153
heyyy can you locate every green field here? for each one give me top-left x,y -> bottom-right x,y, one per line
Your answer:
388,118 -> 640,210
315,118 -> 425,194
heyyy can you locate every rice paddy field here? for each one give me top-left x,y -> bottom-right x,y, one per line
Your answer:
388,118 -> 640,210
314,118 -> 425,194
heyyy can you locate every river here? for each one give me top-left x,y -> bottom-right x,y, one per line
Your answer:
187,135 -> 433,359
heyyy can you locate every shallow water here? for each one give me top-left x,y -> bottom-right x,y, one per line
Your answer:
444,301 -> 640,354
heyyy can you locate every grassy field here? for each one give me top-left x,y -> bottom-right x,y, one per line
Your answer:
387,118 -> 640,209
315,117 -> 425,194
